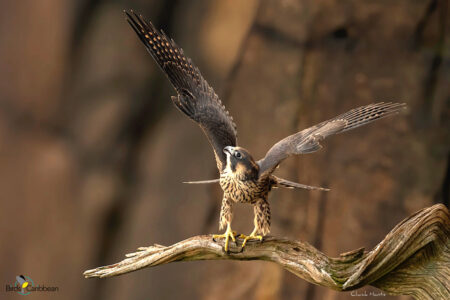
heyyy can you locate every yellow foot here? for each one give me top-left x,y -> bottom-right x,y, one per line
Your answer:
239,233 -> 263,249
213,224 -> 237,252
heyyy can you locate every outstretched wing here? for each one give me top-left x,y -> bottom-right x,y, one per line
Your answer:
258,102 -> 406,176
125,10 -> 237,171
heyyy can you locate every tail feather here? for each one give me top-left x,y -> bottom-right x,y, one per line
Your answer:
183,179 -> 220,184
272,176 -> 330,191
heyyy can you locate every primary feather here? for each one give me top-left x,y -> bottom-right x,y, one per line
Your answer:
258,102 -> 406,176
125,10 -> 237,171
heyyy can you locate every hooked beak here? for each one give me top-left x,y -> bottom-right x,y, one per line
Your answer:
223,146 -> 234,155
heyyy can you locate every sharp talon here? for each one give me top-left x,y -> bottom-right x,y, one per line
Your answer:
213,224 -> 237,253
240,231 -> 264,250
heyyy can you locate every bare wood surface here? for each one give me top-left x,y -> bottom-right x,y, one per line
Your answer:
84,204 -> 449,299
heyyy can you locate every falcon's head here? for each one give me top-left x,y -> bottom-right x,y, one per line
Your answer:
223,146 -> 259,179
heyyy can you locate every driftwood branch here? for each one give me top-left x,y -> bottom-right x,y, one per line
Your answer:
84,204 -> 449,299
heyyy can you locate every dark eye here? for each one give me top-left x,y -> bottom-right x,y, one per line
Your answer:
234,152 -> 242,159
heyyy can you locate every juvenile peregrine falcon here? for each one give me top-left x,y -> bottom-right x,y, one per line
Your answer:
125,10 -> 406,251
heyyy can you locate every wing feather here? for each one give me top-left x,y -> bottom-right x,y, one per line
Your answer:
258,102 -> 406,176
125,10 -> 237,171
272,176 -> 330,191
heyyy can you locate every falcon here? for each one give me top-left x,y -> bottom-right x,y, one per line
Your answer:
124,10 -> 406,251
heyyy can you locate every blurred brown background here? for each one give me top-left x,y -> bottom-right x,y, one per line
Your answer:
0,0 -> 448,299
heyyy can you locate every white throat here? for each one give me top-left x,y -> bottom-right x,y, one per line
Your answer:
221,153 -> 233,175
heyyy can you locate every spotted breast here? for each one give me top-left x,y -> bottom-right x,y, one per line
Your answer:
219,172 -> 269,204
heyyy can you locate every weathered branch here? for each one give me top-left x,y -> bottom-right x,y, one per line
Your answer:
84,204 -> 449,299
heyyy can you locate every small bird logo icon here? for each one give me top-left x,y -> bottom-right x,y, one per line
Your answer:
16,275 -> 29,294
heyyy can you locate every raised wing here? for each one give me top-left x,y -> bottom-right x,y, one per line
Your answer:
258,102 -> 406,176
125,10 -> 237,171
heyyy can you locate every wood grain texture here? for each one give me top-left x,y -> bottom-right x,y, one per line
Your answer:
84,204 -> 449,299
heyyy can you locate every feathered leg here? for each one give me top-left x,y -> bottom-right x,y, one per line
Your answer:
219,197 -> 233,230
255,198 -> 271,235
213,197 -> 237,251
240,198 -> 270,248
